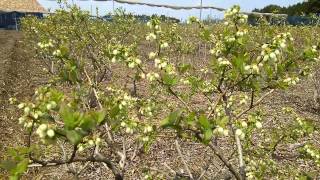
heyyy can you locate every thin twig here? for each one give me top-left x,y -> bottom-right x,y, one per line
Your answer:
84,68 -> 114,143
236,89 -> 275,119
208,143 -> 241,180
175,139 -> 194,179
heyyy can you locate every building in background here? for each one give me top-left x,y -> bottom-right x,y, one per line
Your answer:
0,0 -> 47,30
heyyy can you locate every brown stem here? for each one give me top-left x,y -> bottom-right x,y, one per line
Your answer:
208,143 -> 241,180
30,155 -> 123,180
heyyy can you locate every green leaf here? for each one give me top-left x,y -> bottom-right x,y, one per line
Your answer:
201,28 -> 211,41
95,110 -> 106,124
79,111 -> 106,132
186,112 -> 196,126
110,105 -> 120,119
161,110 -> 182,128
232,55 -> 245,74
178,63 -> 192,74
203,129 -> 213,143
162,73 -> 177,86
66,130 -> 83,145
59,104 -> 79,130
79,115 -> 96,132
198,114 -> 211,130
13,159 -> 29,178
217,116 -> 229,127
1,158 -> 29,180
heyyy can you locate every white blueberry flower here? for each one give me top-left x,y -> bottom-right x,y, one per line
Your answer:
95,138 -> 101,145
263,55 -> 269,61
161,42 -> 169,49
26,122 -> 33,128
146,33 -> 156,41
217,127 -> 224,134
112,49 -> 119,55
142,136 -> 150,142
32,112 -> 39,119
46,129 -> 55,138
24,107 -> 31,114
144,126 -> 153,133
148,52 -> 157,59
255,121 -> 262,129
53,49 -> 62,57
39,124 -> 48,131
139,73 -> 146,79
78,145 -> 84,152
46,103 -> 53,110
223,129 -> 229,136
128,62 -> 135,68
18,117 -> 26,124
280,42 -> 286,49
241,121 -> 248,128
235,129 -> 243,136
269,52 -> 276,60
88,140 -> 95,146
125,127 -> 134,134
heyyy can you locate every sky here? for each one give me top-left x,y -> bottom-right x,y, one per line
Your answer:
37,0 -> 304,20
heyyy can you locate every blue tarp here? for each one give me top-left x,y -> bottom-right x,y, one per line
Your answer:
0,12 -> 43,29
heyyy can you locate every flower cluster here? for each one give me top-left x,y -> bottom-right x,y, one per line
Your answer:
52,49 -> 62,57
213,126 -> 229,136
148,52 -> 157,59
283,77 -> 300,86
146,72 -> 160,82
259,32 -> 293,63
209,41 -> 225,57
106,44 -> 141,68
141,125 -> 153,142
146,33 -> 157,41
245,157 -> 276,179
37,39 -> 54,49
302,144 -> 320,166
120,120 -> 138,134
139,99 -> 156,117
78,137 -> 102,152
217,57 -> 232,66
154,58 -> 168,69
36,124 -> 55,141
244,64 -> 260,74
118,93 -> 138,110
224,5 -> 248,25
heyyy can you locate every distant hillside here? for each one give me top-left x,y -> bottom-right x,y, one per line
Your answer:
253,0 -> 320,16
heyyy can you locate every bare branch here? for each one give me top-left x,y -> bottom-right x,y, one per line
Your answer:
236,89 -> 275,119
175,139 -> 194,180
208,143 -> 241,180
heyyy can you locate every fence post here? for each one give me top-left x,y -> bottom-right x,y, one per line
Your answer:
199,0 -> 203,20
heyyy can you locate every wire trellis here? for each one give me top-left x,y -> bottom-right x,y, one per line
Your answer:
46,0 -> 288,17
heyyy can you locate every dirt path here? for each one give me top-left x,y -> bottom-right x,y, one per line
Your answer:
0,30 -> 46,177
0,30 -> 24,154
